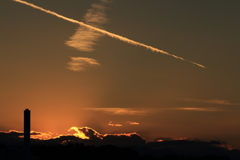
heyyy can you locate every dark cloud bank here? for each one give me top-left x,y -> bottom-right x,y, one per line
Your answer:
1,128 -> 240,160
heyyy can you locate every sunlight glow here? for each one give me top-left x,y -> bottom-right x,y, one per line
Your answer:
68,127 -> 90,139
157,139 -> 164,142
30,131 -> 58,140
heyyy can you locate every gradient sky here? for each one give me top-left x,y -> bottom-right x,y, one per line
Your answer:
1,0 -> 240,148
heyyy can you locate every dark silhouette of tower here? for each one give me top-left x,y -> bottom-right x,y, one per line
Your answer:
24,109 -> 30,158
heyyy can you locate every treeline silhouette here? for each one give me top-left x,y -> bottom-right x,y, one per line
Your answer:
29,143 -> 231,160
1,129 -> 239,159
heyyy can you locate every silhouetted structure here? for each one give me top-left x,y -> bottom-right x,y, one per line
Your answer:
24,109 -> 31,158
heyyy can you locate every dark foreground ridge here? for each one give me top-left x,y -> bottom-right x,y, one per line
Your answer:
1,129 -> 240,159
0,142 -> 233,160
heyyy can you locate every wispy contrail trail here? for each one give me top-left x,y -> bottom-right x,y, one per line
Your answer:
13,0 -> 205,68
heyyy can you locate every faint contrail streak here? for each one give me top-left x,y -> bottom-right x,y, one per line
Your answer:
13,0 -> 205,68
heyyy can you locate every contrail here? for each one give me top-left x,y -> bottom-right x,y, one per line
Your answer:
13,0 -> 205,68
65,0 -> 109,52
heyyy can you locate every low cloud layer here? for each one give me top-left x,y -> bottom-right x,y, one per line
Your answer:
184,98 -> 240,106
66,126 -> 146,144
1,127 -> 240,159
84,108 -> 152,115
108,121 -> 123,127
108,121 -> 139,126
126,121 -> 139,125
172,107 -> 223,112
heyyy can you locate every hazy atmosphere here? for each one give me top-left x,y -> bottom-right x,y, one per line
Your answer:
1,0 -> 240,150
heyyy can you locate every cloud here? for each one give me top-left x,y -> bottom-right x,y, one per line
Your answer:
0,130 -> 23,138
71,126 -> 103,140
0,130 -> 61,141
1,128 -> 240,159
84,108 -> 151,115
103,133 -> 146,144
24,131 -> 58,140
126,121 -> 139,125
65,0 -> 109,52
108,121 -> 139,126
67,126 -> 146,144
66,57 -> 100,71
172,107 -> 223,112
0,127 -> 146,145
108,121 -> 122,127
14,0 -> 205,68
184,98 -> 240,106
66,27 -> 102,52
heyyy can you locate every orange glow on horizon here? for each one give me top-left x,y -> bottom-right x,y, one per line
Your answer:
16,131 -> 60,140
4,127 -> 102,140
68,127 -> 90,139
157,139 -> 164,142
2,130 -> 22,133
2,127 -> 143,140
30,131 -> 59,140
2,128 -> 235,150
67,126 -> 103,139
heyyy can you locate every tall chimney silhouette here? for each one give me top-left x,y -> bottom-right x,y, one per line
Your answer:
24,109 -> 30,158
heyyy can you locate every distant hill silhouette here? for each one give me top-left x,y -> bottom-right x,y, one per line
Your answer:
1,129 -> 240,159
30,143 -> 231,160
1,141 -> 239,160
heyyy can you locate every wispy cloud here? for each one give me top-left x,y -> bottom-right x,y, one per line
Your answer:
84,108 -> 151,115
108,121 -> 139,126
68,126 -> 146,143
108,121 -> 122,127
184,98 -> 240,106
65,0 -> 109,52
29,131 -> 58,140
14,0 -> 205,68
67,57 -> 100,71
126,121 -> 139,125
172,107 -> 223,112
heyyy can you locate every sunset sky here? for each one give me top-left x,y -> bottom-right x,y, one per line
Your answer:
1,0 -> 240,148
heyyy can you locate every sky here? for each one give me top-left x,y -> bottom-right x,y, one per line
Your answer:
1,0 -> 240,149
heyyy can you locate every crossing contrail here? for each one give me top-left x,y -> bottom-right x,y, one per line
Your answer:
13,0 -> 205,68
